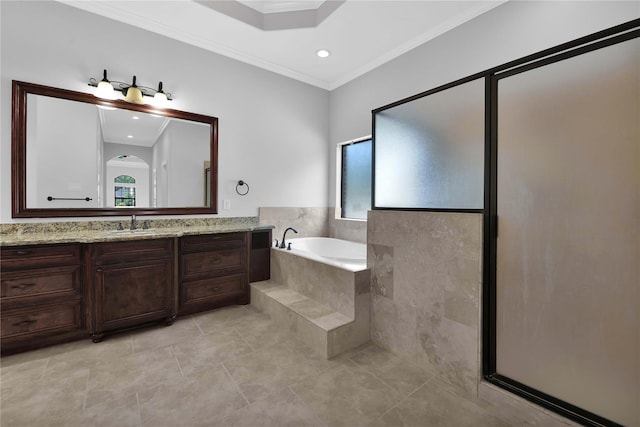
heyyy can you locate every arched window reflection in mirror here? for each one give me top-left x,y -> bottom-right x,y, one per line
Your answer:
108,156 -> 148,208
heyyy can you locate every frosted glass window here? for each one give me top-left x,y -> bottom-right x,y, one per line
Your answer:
495,37 -> 639,427
374,78 -> 484,209
341,139 -> 372,219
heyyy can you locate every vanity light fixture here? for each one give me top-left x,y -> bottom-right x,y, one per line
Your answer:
89,69 -> 173,106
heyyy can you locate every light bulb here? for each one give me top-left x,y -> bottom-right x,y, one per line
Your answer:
124,76 -> 144,104
151,81 -> 168,108
95,69 -> 117,99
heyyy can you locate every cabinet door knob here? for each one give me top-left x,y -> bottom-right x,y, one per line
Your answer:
12,283 -> 36,290
96,268 -> 103,272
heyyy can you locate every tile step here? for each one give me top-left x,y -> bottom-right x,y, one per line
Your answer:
250,280 -> 353,332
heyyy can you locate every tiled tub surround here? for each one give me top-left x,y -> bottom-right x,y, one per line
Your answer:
368,210 -> 483,398
329,216 -> 367,243
0,217 -> 266,246
251,242 -> 371,359
258,207 -> 367,244
259,207 -> 331,243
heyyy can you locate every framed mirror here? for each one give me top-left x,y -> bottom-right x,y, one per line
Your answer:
11,80 -> 218,217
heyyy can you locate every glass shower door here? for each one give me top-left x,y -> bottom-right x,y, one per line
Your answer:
495,37 -> 639,426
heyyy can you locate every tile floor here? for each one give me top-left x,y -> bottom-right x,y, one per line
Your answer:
1,305 -> 555,427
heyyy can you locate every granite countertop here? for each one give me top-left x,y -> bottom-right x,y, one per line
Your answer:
0,217 -> 274,247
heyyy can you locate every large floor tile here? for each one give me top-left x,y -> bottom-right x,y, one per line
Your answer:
223,347 -> 310,403
233,313 -> 302,351
131,316 -> 202,353
84,346 -> 182,408
172,328 -> 254,377
0,356 -> 48,387
138,365 -> 247,427
46,333 -> 134,372
379,379 -> 511,427
1,366 -> 90,427
291,361 -> 404,427
55,392 -> 142,427
192,305 -> 259,333
349,344 -> 433,395
213,388 -> 328,427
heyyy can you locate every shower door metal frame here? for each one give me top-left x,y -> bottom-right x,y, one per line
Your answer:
482,20 -> 640,427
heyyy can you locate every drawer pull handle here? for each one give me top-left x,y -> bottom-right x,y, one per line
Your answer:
211,259 -> 222,264
96,268 -> 103,273
13,319 -> 36,327
12,283 -> 36,290
210,287 -> 222,293
16,250 -> 31,256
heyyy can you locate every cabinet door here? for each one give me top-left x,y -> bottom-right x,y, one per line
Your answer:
94,259 -> 173,333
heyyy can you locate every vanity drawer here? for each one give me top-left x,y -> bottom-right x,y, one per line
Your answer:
1,300 -> 83,339
1,265 -> 82,301
0,244 -> 82,270
179,232 -> 247,253
180,248 -> 245,281
179,274 -> 246,315
93,238 -> 174,263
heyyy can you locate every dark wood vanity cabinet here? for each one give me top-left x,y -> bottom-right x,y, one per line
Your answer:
178,232 -> 249,316
0,244 -> 87,354
1,229 -> 268,354
89,238 -> 177,342
250,229 -> 272,282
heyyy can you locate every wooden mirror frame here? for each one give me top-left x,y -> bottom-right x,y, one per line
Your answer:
11,80 -> 218,218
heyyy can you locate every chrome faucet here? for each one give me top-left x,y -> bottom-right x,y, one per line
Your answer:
279,227 -> 298,249
130,215 -> 137,230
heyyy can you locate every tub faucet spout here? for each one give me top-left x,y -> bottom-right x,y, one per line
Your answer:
279,227 -> 298,248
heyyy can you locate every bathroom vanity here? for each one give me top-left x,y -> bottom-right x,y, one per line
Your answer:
0,224 -> 272,355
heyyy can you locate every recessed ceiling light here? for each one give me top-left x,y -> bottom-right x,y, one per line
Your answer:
316,49 -> 330,58
127,135 -> 133,138
132,116 -> 139,120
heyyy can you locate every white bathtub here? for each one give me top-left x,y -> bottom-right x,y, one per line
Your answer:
282,237 -> 367,272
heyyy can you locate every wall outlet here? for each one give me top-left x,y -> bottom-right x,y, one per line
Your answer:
223,199 -> 231,210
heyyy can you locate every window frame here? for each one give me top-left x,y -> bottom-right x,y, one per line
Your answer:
114,175 -> 137,207
336,136 -> 372,220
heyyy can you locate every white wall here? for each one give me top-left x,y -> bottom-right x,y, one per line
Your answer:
32,96 -> 100,208
0,0 -> 329,222
167,120 -> 210,207
328,0 -> 640,206
152,128 -> 171,208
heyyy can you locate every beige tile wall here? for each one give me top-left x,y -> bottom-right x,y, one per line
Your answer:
259,207 -> 331,243
328,217 -> 367,243
259,207 -> 368,244
367,210 -> 483,398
